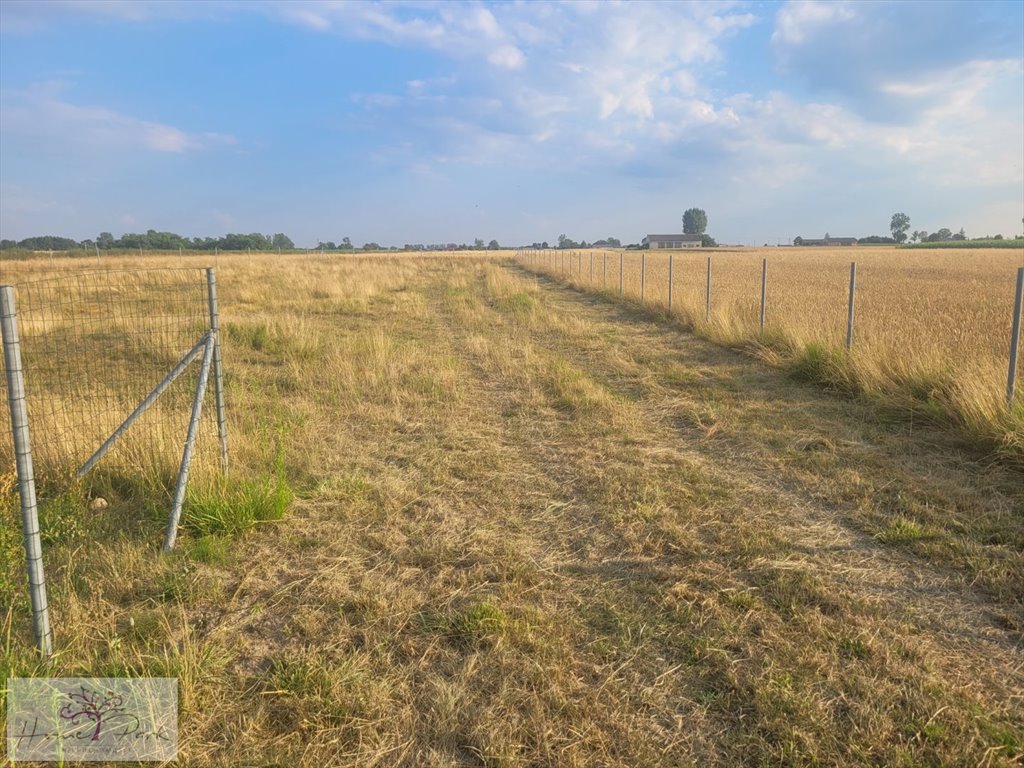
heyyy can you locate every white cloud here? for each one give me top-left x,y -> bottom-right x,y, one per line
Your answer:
772,1 -> 855,45
470,7 -> 501,39
713,66 -> 1023,189
0,82 -> 235,153
290,1 -> 1018,200
488,45 -> 525,71
275,5 -> 331,32
0,0 -> 225,33
880,58 -> 1021,106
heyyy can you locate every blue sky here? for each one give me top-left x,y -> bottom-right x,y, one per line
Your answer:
1,0 -> 1022,247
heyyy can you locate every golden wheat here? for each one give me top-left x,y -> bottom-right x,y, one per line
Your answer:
525,246 -> 1024,453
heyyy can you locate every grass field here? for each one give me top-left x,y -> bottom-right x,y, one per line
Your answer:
526,246 -> 1024,459
1,252 -> 1023,766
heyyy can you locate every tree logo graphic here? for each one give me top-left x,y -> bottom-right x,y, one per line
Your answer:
58,685 -> 128,742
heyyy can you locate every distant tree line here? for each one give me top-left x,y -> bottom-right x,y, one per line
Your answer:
894,213 -> 1021,244
0,231 -> 515,253
793,212 -> 1023,246
0,230 -> 298,252
1,235 -> 83,251
910,228 -> 966,243
401,240 -> 502,251
552,235 -> 623,249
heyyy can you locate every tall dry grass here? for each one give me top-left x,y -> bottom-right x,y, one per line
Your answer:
523,246 -> 1024,457
0,250 -> 502,485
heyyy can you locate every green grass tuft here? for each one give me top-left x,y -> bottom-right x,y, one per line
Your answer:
788,342 -> 852,391
875,515 -> 931,544
186,534 -> 232,565
448,600 -> 509,644
184,473 -> 292,537
494,291 -> 539,315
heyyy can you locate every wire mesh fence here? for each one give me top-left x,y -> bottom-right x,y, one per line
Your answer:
517,248 -> 1024,412
0,268 -> 220,489
1,266 -> 227,654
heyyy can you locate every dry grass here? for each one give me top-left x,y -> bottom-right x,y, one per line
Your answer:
1,252 -> 1022,766
531,246 -> 1024,457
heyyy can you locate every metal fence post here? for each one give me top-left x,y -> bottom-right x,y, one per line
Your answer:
163,336 -> 216,553
760,257 -> 768,333
1008,267 -> 1024,405
668,253 -> 674,311
206,268 -> 229,473
641,253 -> 646,303
0,286 -> 53,656
705,256 -> 711,322
846,262 -> 857,351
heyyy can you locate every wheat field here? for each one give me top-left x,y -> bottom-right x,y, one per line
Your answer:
523,246 -> 1024,456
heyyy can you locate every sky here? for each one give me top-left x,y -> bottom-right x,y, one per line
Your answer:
1,0 -> 1022,248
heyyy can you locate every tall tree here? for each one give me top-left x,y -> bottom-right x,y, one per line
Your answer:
890,212 -> 911,244
682,208 -> 707,235
271,233 -> 294,250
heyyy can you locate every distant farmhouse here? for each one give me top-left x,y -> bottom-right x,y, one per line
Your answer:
795,236 -> 857,246
642,234 -> 703,249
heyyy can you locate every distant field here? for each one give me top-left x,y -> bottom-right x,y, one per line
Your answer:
524,246 -> 1024,457
903,239 -> 1024,249
1,253 -> 1022,766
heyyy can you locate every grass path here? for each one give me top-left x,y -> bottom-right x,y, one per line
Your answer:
3,256 -> 1021,766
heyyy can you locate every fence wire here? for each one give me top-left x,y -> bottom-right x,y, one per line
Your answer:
518,248 -> 1024,410
0,268 -> 217,494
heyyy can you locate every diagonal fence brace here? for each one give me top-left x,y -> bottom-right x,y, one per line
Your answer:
76,332 -> 213,478
162,333 -> 216,553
